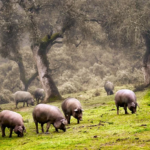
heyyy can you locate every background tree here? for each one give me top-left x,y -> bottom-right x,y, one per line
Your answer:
84,0 -> 150,86
0,0 -> 146,104
17,0 -> 96,102
0,0 -> 90,102
0,1 -> 38,91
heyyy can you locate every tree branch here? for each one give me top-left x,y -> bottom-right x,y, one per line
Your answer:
26,71 -> 38,86
52,41 -> 63,45
85,18 -> 103,25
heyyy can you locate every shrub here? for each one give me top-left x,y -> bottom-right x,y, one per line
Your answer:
59,82 -> 78,95
134,84 -> 145,92
92,63 -> 109,78
0,89 -> 13,104
93,89 -> 100,97
103,75 -> 116,84
115,70 -> 131,85
28,86 -> 38,96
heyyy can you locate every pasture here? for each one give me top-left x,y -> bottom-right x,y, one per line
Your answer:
0,85 -> 150,150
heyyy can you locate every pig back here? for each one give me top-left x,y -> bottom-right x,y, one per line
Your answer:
61,98 -> 82,114
104,81 -> 114,91
115,89 -> 136,104
14,91 -> 33,102
34,88 -> 45,97
0,110 -> 23,127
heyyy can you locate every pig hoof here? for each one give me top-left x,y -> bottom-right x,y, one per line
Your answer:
45,132 -> 50,134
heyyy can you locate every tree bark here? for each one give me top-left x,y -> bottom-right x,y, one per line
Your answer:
143,32 -> 150,86
32,45 -> 62,102
8,53 -> 38,91
24,72 -> 38,91
17,61 -> 38,91
143,51 -> 150,86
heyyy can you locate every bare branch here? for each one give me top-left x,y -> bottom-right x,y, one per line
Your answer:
52,41 -> 63,45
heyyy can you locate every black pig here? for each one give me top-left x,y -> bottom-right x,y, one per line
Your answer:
32,104 -> 67,134
61,98 -> 83,124
115,89 -> 138,115
104,81 -> 114,95
0,110 -> 26,137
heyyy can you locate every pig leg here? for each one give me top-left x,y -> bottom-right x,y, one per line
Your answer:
66,115 -> 71,124
23,102 -> 25,107
77,119 -> 80,124
116,105 -> 119,115
52,123 -> 58,132
9,128 -> 13,138
37,98 -> 39,104
55,128 -> 58,132
124,105 -> 128,114
41,123 -> 44,133
35,122 -> 39,134
46,122 -> 50,133
110,91 -> 114,95
27,102 -> 28,107
1,125 -> 6,137
16,102 -> 18,108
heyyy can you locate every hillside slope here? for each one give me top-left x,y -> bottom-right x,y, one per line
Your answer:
0,85 -> 150,150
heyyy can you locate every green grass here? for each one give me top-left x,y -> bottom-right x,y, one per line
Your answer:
0,85 -> 150,150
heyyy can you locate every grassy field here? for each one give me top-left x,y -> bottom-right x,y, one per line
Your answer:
0,85 -> 150,150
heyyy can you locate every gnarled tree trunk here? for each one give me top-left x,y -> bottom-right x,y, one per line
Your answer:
32,45 -> 62,103
9,54 -> 38,91
16,60 -> 38,91
143,32 -> 150,86
143,50 -> 150,86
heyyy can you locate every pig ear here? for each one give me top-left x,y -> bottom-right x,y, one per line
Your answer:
54,121 -> 61,129
61,119 -> 67,125
18,126 -> 23,133
74,108 -> 78,112
131,102 -> 135,107
81,109 -> 84,112
14,126 -> 23,133
14,126 -> 18,133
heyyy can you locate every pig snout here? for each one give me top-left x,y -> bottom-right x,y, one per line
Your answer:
79,116 -> 82,121
31,100 -> 35,106
14,126 -> 24,137
132,108 -> 136,114
63,128 -> 66,132
18,132 -> 24,137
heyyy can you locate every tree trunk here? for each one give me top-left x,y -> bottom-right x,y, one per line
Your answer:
143,50 -> 150,86
23,72 -> 38,91
32,45 -> 62,102
17,60 -> 38,91
143,32 -> 150,86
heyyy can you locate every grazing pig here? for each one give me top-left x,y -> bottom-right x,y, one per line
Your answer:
34,88 -> 45,104
104,81 -> 114,95
0,110 -> 26,137
61,98 -> 83,124
115,89 -> 138,115
13,91 -> 34,108
32,104 -> 67,134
